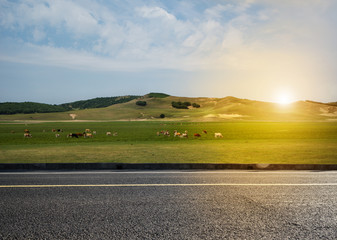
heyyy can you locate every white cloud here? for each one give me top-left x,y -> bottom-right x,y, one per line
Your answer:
0,0 -> 336,81
32,28 -> 46,42
137,6 -> 176,21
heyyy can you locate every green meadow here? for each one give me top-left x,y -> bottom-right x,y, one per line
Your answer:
0,121 -> 337,164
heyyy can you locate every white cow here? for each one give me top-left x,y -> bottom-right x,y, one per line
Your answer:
85,133 -> 93,138
24,133 -> 32,138
214,133 -> 223,138
180,133 -> 188,138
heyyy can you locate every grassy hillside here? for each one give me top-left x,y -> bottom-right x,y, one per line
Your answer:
0,102 -> 70,114
0,95 -> 141,115
60,95 -> 140,109
0,95 -> 336,121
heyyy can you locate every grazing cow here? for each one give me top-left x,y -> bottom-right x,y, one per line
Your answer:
57,129 -> 63,132
106,132 -> 112,136
85,129 -> 91,133
55,134 -> 60,138
67,133 -> 77,138
84,133 -> 93,138
214,133 -> 223,138
113,132 -> 118,136
203,130 -> 207,134
159,130 -> 170,136
52,129 -> 56,132
93,131 -> 97,135
174,130 -> 181,137
180,133 -> 188,138
11,130 -> 15,134
24,129 -> 30,133
24,133 -> 32,138
194,133 -> 201,137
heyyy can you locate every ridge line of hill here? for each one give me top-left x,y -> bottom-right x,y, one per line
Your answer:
0,93 -> 172,115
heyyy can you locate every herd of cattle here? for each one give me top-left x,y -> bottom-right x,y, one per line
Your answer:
157,129 -> 223,138
22,128 -> 118,138
22,128 -> 223,139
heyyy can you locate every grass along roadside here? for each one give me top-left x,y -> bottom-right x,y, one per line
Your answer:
1,140 -> 336,164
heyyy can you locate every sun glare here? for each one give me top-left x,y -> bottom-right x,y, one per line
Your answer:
275,91 -> 294,105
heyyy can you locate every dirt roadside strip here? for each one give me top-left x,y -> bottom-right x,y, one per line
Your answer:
0,163 -> 337,171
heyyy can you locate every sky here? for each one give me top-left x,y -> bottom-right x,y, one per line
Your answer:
1,0 -> 337,104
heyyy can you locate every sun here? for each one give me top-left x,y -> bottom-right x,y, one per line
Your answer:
275,91 -> 294,105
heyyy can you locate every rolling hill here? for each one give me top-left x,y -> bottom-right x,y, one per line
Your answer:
0,95 -> 141,114
0,93 -> 336,121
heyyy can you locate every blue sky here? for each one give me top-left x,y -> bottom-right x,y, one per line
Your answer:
1,0 -> 337,104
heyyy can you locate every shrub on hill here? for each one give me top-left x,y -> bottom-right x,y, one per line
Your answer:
160,114 -> 165,118
136,101 -> 147,106
171,101 -> 201,109
147,93 -> 169,98
171,101 -> 189,109
192,103 -> 200,108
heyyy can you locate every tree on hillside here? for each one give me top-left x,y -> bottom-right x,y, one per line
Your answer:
171,101 -> 200,109
192,103 -> 200,108
171,101 -> 188,109
136,101 -> 147,106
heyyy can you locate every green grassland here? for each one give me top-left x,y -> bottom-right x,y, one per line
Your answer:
1,121 -> 337,164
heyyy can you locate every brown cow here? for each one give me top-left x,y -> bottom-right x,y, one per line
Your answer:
194,133 -> 201,137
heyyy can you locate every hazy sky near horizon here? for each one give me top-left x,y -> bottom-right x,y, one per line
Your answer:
1,0 -> 337,104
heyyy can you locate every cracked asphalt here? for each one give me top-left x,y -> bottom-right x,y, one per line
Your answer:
0,171 -> 336,239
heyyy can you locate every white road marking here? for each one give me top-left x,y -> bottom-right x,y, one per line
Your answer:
1,183 -> 337,188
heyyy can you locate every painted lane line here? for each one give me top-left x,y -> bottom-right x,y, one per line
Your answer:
1,183 -> 337,188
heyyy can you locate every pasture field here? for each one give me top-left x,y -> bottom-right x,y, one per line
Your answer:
0,121 -> 337,164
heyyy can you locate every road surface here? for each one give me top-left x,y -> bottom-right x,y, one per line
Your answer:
0,170 -> 336,239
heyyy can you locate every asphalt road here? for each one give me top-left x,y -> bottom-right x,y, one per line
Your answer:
0,171 -> 336,239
